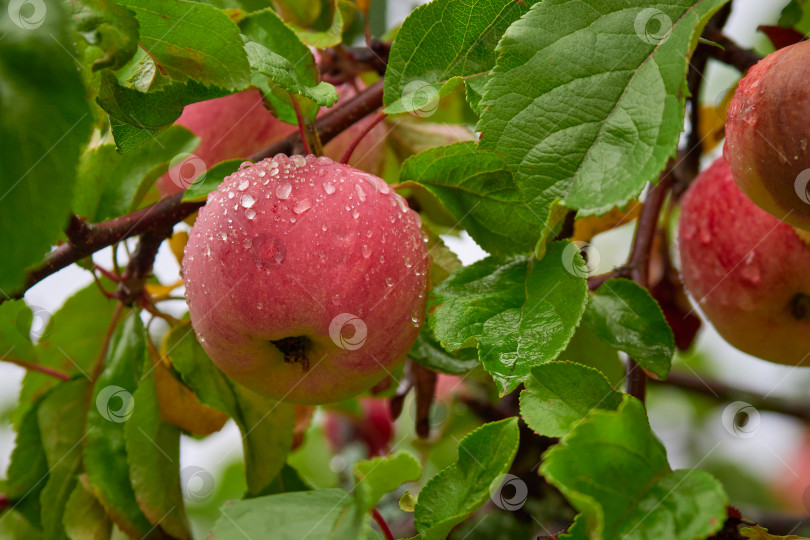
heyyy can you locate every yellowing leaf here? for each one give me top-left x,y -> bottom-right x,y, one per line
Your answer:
145,280 -> 183,297
168,231 -> 188,266
699,82 -> 737,153
572,200 -> 641,243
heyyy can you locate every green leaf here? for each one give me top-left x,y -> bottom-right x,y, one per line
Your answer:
18,283 -> 119,425
239,8 -> 325,123
96,71 -> 227,152
74,125 -> 198,220
243,39 -> 338,107
557,322 -> 624,387
6,396 -> 48,527
115,0 -> 250,89
407,325 -> 479,376
231,385 -> 296,497
84,313 -> 154,537
541,396 -> 728,540
583,278 -> 675,379
211,489 -> 354,539
400,142 -> 545,255
0,300 -> 37,365
354,451 -> 422,511
519,361 -> 622,438
287,0 -> 351,48
478,0 -> 728,218
125,359 -> 191,538
164,325 -> 294,496
181,159 -> 244,203
63,477 -> 113,540
428,242 -> 588,395
383,0 -> 538,115
70,0 -> 140,72
0,0 -> 93,292
414,418 -> 520,539
38,379 -> 93,540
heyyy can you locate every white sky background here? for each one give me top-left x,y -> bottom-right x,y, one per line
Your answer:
2,0 -> 807,520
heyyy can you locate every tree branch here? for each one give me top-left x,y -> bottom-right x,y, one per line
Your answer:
702,29 -> 762,74
653,371 -> 810,423
3,79 -> 386,304
624,166 -> 674,402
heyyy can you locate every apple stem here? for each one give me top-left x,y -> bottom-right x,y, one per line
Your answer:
370,508 -> 395,540
791,294 -> 810,320
91,302 -> 125,382
340,111 -> 387,165
290,95 -> 313,155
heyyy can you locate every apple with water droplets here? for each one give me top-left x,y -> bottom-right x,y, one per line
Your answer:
725,39 -> 810,231
183,155 -> 428,404
678,157 -> 810,365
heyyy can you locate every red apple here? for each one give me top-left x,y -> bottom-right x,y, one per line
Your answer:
182,155 -> 428,404
678,157 -> 810,365
324,398 -> 394,457
725,40 -> 810,231
158,87 -> 387,195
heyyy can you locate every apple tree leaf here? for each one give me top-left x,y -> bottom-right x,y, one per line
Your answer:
125,357 -> 191,538
354,451 -> 422,511
63,477 -> 113,540
427,242 -> 588,395
69,0 -> 140,72
519,361 -> 622,438
413,418 -> 520,540
84,313 -> 154,537
74,125 -> 198,220
17,282 -> 120,426
5,395 -> 48,527
181,159 -> 245,203
478,0 -> 729,220
115,0 -> 250,89
163,325 -> 294,497
583,278 -> 675,379
541,396 -> 728,539
38,379 -> 93,540
210,489 -> 354,539
399,142 -> 546,255
0,0 -> 93,292
383,0 -> 539,115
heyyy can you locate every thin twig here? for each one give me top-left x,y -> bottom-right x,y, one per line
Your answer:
90,302 -> 124,382
1,356 -> 71,381
370,508 -> 395,540
702,29 -> 761,73
290,95 -> 312,155
624,167 -> 674,402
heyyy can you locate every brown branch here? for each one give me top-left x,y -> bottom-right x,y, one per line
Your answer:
652,371 -> 810,423
624,167 -> 674,402
3,79 -> 386,304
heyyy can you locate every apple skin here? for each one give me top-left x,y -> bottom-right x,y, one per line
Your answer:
183,155 -> 428,404
157,88 -> 386,195
725,39 -> 810,231
324,398 -> 394,457
678,157 -> 810,366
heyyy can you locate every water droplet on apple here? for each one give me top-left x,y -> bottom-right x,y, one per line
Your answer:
365,230 -> 373,238
404,257 -> 413,268
277,183 -> 292,199
361,244 -> 371,258
228,192 -> 235,199
241,194 -> 256,208
220,231 -> 227,241
238,179 -> 249,191
379,255 -> 385,264
239,161 -> 252,169
292,155 -> 306,168
323,182 -> 336,195
321,225 -> 327,232
355,184 -> 367,202
245,209 -> 256,220
257,302 -> 263,310
385,277 -> 395,287
243,238 -> 252,249
294,198 -> 312,214
352,210 -> 360,219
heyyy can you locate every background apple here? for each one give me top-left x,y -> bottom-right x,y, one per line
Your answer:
183,155 -> 428,404
725,39 -> 810,231
157,87 -> 387,195
678,157 -> 810,366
